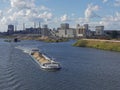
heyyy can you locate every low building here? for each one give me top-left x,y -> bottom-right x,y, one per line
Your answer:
19,24 -> 51,37
95,26 -> 104,36
24,27 -> 41,35
104,30 -> 120,38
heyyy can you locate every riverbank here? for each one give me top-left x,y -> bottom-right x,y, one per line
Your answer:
1,35 -> 69,43
43,38 -> 68,43
73,39 -> 120,52
21,36 -> 69,43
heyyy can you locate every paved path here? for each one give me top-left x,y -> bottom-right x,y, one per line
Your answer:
83,39 -> 120,43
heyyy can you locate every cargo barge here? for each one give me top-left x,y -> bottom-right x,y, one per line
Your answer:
29,48 -> 61,71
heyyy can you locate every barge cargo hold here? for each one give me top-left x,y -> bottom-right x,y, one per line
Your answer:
30,48 -> 61,71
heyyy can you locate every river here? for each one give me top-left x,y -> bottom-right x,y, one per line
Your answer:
0,39 -> 120,90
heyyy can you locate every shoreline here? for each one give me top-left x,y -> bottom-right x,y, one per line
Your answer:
73,39 -> 120,52
1,35 -> 69,43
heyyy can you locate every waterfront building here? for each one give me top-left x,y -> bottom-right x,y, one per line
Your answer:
57,23 -> 75,38
58,28 -> 75,38
104,30 -> 120,38
7,24 -> 14,35
76,24 -> 91,38
12,23 -> 52,37
95,26 -> 104,36
61,23 -> 69,29
41,24 -> 51,37
25,27 -> 41,35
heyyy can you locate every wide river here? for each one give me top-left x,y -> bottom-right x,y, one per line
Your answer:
0,39 -> 120,90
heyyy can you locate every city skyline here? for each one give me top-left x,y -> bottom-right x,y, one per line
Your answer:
0,0 -> 120,31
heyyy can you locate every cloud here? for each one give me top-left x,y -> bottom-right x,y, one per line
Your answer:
102,0 -> 108,3
10,0 -> 35,10
39,5 -> 51,11
27,11 -> 53,23
99,12 -> 120,30
1,16 -> 18,25
60,14 -> 69,22
0,0 -> 53,28
101,12 -> 120,23
39,12 -> 52,19
85,4 -> 100,21
114,0 -> 120,7
75,18 -> 87,24
0,0 -> 54,31
0,10 -> 3,18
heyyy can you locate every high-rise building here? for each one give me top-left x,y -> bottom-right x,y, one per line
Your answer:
7,24 -> 14,35
61,23 -> 69,29
75,24 -> 91,37
57,23 -> 75,38
76,24 -> 87,37
84,24 -> 89,31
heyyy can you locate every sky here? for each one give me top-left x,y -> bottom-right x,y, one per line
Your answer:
0,0 -> 120,32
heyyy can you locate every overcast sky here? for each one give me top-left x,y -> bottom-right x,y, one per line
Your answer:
0,0 -> 120,31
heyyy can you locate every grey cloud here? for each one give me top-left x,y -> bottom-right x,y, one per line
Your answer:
85,4 -> 100,21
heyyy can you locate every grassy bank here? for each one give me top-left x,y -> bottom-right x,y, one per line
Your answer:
43,38 -> 69,43
19,35 -> 69,43
0,35 -> 16,39
73,39 -> 120,52
2,35 -> 69,43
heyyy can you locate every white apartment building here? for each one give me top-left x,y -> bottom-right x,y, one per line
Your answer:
58,28 -> 75,38
76,24 -> 91,37
57,23 -> 75,38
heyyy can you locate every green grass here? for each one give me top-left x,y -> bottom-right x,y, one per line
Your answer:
0,35 -> 16,39
73,39 -> 120,52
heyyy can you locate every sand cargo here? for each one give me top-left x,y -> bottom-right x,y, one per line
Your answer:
30,48 -> 61,71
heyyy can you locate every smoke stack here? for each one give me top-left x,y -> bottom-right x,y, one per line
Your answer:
34,22 -> 36,28
39,22 -> 41,28
23,23 -> 25,30
15,25 -> 17,31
